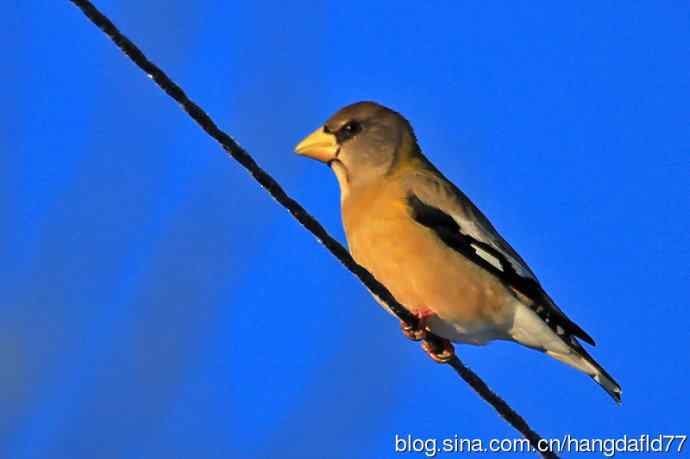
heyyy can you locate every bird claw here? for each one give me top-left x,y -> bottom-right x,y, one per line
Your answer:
400,321 -> 427,341
400,308 -> 453,363
421,338 -> 455,364
400,307 -> 436,342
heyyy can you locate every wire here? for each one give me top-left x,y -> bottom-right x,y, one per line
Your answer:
67,1 -> 559,457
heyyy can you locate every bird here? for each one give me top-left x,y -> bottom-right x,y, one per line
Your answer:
294,101 -> 622,403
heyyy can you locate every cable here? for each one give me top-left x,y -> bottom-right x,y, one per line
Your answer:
67,1 -> 559,457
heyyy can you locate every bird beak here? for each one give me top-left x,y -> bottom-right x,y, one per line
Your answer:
295,127 -> 338,163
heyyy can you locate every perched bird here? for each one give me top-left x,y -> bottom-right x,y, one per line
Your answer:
295,101 -> 622,403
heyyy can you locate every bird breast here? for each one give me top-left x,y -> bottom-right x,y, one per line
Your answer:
341,180 -> 515,344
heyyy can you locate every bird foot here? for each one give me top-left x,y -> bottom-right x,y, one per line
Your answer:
421,338 -> 455,364
400,307 -> 436,341
400,322 -> 426,341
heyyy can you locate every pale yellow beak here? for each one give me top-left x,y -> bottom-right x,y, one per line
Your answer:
295,127 -> 338,163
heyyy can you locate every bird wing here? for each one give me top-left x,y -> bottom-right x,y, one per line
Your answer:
402,167 -> 596,346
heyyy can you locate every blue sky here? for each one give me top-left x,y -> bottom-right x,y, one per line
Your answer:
2,2 -> 688,458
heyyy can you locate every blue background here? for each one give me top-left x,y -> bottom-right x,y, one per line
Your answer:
2,2 -> 688,458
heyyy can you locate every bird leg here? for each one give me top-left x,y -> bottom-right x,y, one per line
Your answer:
400,308 -> 454,363
400,307 -> 436,341
421,337 -> 455,364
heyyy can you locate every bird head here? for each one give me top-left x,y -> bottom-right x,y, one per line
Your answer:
295,101 -> 419,192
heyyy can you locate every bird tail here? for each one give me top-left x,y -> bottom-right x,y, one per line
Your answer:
510,303 -> 622,403
546,341 -> 622,404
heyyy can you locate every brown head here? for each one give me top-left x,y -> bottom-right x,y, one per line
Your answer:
295,101 -> 420,193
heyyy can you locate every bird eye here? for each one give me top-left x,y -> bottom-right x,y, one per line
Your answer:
344,121 -> 361,133
336,120 -> 362,143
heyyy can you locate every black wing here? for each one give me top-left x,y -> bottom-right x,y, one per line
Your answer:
407,193 -> 595,346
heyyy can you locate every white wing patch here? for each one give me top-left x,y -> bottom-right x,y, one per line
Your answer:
470,242 -> 503,272
449,210 -> 535,280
